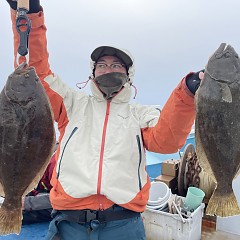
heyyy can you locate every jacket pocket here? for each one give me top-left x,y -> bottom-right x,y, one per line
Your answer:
57,127 -> 78,179
136,135 -> 142,191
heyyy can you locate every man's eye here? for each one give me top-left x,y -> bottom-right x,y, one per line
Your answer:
111,64 -> 122,69
97,64 -> 106,68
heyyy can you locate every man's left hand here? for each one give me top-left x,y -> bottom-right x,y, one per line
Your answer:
186,70 -> 204,95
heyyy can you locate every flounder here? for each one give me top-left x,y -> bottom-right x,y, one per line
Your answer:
195,43 -> 240,217
0,63 -> 55,234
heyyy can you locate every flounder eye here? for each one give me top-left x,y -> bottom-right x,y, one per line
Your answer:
225,52 -> 231,58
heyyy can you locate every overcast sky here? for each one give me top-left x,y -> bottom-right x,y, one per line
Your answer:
1,0 -> 240,107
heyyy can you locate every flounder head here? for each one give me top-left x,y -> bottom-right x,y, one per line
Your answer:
4,63 -> 42,105
206,43 -> 240,84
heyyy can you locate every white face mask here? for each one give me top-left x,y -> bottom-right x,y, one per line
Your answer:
94,72 -> 129,100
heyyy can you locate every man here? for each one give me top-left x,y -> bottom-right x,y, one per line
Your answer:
6,1 -> 202,239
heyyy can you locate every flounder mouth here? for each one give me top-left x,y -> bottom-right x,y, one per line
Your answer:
205,43 -> 240,84
216,43 -> 227,54
214,43 -> 238,59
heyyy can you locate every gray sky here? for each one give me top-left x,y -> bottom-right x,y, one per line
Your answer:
1,0 -> 240,106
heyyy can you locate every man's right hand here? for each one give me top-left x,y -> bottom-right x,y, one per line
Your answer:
6,0 -> 41,13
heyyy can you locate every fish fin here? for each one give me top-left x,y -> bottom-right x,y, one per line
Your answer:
220,83 -> 232,103
195,130 -> 217,183
22,138 -> 56,196
23,178 -> 40,196
206,188 -> 240,217
0,204 -> 22,235
198,170 -> 216,200
0,182 -> 4,197
23,161 -> 49,196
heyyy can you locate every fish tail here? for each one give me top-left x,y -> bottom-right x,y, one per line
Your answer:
206,189 -> 240,217
0,205 -> 22,235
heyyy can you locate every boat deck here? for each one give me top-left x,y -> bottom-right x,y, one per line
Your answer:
202,226 -> 240,240
201,215 -> 239,240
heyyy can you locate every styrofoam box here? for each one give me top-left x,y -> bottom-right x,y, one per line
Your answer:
142,203 -> 205,240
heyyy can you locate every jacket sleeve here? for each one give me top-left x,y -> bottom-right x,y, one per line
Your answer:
141,75 -> 195,154
10,9 -> 76,132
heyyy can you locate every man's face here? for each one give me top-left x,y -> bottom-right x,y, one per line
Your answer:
94,56 -> 127,77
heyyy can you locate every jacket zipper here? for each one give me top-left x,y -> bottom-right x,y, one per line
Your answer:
97,100 -> 111,210
136,135 -> 142,190
57,127 -> 78,179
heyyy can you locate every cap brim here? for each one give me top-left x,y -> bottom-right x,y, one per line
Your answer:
91,46 -> 133,67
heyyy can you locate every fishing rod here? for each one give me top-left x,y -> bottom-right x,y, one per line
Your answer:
15,0 -> 31,66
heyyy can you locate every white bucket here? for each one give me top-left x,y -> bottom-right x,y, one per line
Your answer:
147,190 -> 172,210
148,181 -> 170,206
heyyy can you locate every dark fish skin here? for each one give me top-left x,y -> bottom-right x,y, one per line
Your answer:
0,63 -> 55,235
195,43 -> 240,217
